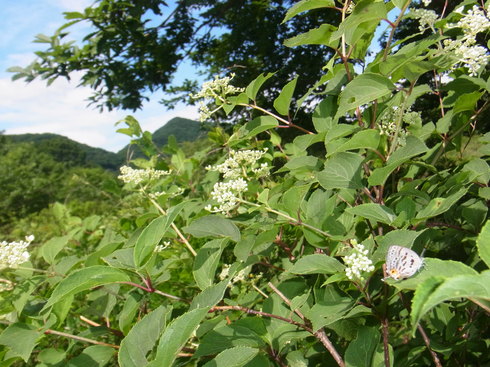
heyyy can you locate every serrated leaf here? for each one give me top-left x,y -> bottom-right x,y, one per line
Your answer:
345,203 -> 396,225
335,73 -> 395,119
387,258 -> 478,291
317,152 -> 364,190
410,271 -> 490,333
203,346 -> 259,367
0,323 -> 41,362
42,266 -> 131,311
477,221 -> 490,268
289,254 -> 345,274
118,306 -> 170,367
273,77 -> 298,115
190,280 -> 229,310
193,239 -> 229,290
184,216 -> 241,242
148,308 -> 210,367
283,0 -> 335,23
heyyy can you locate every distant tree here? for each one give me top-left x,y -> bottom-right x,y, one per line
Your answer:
10,0 -> 339,116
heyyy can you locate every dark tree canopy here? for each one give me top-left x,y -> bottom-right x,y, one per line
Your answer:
10,0 -> 339,112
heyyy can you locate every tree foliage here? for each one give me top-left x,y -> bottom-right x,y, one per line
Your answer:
9,0 -> 338,113
1,0 -> 490,366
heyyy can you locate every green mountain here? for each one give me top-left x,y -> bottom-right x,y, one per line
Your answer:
117,117 -> 206,160
6,133 -> 123,171
5,117 -> 204,170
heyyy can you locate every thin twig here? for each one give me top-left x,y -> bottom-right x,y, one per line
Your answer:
267,282 -> 345,367
44,329 -> 119,349
417,324 -> 443,367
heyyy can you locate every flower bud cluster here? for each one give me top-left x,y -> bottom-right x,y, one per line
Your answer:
410,8 -> 438,32
190,74 -> 244,122
205,178 -> 248,214
0,235 -> 34,270
343,241 -> 375,281
118,165 -> 170,185
205,149 -> 270,215
207,149 -> 269,179
436,5 -> 489,76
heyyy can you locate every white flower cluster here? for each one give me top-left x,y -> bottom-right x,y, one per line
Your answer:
118,165 -> 170,185
205,178 -> 248,214
343,241 -> 375,281
422,0 -> 431,7
205,149 -> 270,215
190,73 -> 245,122
410,8 -> 439,32
0,235 -> 34,270
442,5 -> 490,76
207,149 -> 269,179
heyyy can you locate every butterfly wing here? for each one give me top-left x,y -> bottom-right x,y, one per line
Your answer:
385,245 -> 422,280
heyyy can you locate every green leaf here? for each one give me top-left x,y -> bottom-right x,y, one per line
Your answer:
0,323 -> 41,362
415,187 -> 468,220
184,216 -> 241,242
190,280 -> 230,310
119,292 -> 142,335
133,203 -> 185,268
236,116 -> 279,141
66,346 -> 115,367
193,239 -> 229,290
387,258 -> 478,291
42,266 -> 131,311
39,235 -> 70,264
462,158 -> 490,184
326,129 -> 380,157
345,327 -> 380,367
273,77 -> 298,115
148,307 -> 210,367
118,306 -> 170,367
411,271 -> 490,333
332,1 -> 387,45
368,136 -> 428,186
312,96 -> 338,133
317,152 -> 364,190
335,73 -> 395,119
477,221 -> 490,269
283,0 -> 335,23
346,203 -> 396,225
284,24 -> 338,48
289,254 -> 345,274
245,73 -> 275,100
203,346 -> 259,367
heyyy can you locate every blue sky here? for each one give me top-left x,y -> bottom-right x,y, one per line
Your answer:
0,0 -> 200,152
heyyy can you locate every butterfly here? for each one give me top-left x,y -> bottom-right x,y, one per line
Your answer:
384,245 -> 423,280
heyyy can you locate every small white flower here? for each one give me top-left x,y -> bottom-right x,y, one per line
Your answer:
343,242 -> 375,281
0,236 -> 34,270
410,8 -> 438,32
118,166 -> 170,185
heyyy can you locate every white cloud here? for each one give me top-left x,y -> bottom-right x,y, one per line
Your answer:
0,74 -> 199,152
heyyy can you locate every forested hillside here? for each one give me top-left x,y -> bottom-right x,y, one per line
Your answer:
1,116 -> 202,231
